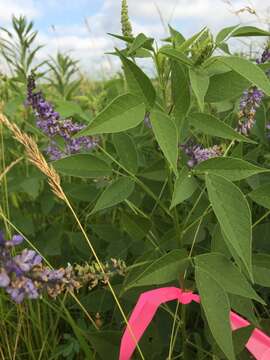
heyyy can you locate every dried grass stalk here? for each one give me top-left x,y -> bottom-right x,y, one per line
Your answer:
0,113 -> 65,200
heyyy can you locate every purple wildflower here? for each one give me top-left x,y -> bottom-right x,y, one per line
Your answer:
14,249 -> 42,273
237,44 -> 270,135
182,143 -> 222,167
237,87 -> 264,135
0,230 -> 127,303
26,74 -> 99,160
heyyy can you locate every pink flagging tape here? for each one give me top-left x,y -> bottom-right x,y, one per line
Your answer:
119,287 -> 270,360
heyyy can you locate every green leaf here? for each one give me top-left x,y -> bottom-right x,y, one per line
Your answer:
194,157 -> 268,181
118,51 -> 156,109
195,267 -> 235,360
76,94 -> 145,136
92,177 -> 135,213
159,46 -> 193,66
125,249 -> 188,290
195,253 -> 263,303
53,154 -> 112,178
231,26 -> 270,39
248,183 -> 270,210
113,133 -> 138,174
169,25 -> 185,46
128,33 -> 153,55
189,68 -> 209,111
150,111 -> 178,176
171,61 -> 191,141
216,56 -> 270,96
233,325 -> 254,355
253,254 -> 270,287
230,294 -> 258,325
216,25 -> 239,44
55,100 -> 84,118
206,71 -> 250,102
216,25 -> 270,45
189,113 -> 254,143
206,174 -> 253,280
170,167 -> 198,209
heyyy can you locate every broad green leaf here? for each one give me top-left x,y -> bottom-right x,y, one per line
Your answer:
217,42 -> 231,55
108,33 -> 153,50
216,25 -> 239,43
189,113 -> 254,143
253,254 -> 270,287
53,154 -> 112,178
216,56 -> 270,96
194,157 -> 268,181
63,184 -> 99,202
118,52 -> 156,109
150,111 -> 178,176
195,267 -> 235,360
231,26 -> 270,38
248,183 -> 270,209
76,94 -> 145,136
128,33 -> 153,55
195,253 -> 263,303
170,167 -> 198,209
233,326 -> 254,355
159,47 -> 193,66
206,174 -> 253,280
171,61 -> 191,141
178,26 -> 208,52
216,25 -> 270,44
55,100 -> 84,118
92,177 -> 135,213
121,213 -> 151,242
230,294 -> 258,325
125,249 -> 188,290
189,68 -> 209,111
113,133 -> 138,173
169,25 -> 185,46
206,71 -> 250,102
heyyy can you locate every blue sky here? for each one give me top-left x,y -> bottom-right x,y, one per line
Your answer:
0,0 -> 269,76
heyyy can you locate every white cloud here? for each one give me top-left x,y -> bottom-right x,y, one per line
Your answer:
0,0 -> 40,23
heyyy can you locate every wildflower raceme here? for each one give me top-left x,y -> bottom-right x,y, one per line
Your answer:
182,143 -> 222,167
26,74 -> 99,160
0,231 -> 126,303
237,43 -> 270,134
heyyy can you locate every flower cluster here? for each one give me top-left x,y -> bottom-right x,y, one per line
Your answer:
182,143 -> 222,167
75,258 -> 127,290
237,44 -> 270,135
0,231 -> 126,303
0,231 -> 80,303
26,74 -> 99,160
237,87 -> 264,135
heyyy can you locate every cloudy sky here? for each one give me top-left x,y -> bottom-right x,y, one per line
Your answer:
0,0 -> 269,77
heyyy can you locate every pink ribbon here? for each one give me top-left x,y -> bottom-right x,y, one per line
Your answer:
119,287 -> 270,360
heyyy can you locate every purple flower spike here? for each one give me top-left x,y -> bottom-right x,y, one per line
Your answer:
26,73 -> 99,160
237,44 -> 270,135
181,143 -> 222,167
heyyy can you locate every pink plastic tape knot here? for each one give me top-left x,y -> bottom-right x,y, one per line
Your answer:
119,287 -> 270,360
